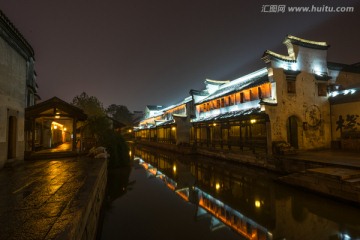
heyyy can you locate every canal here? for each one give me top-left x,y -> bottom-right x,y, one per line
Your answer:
100,145 -> 360,240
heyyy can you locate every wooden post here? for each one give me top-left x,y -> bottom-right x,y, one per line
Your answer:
31,118 -> 35,151
72,118 -> 77,152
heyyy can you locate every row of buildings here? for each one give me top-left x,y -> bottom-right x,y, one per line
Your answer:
135,35 -> 360,154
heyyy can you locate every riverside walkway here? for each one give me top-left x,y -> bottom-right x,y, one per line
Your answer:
279,149 -> 360,204
0,157 -> 107,240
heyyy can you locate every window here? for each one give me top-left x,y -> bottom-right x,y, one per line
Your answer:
258,87 -> 262,99
287,81 -> 296,94
318,83 -> 327,96
216,99 -> 220,109
240,92 -> 245,103
221,98 -> 225,108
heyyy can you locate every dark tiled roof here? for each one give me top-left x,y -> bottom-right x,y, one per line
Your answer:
156,119 -> 175,127
198,71 -> 269,104
314,74 -> 332,81
146,105 -> 163,111
25,96 -> 87,120
190,89 -> 209,96
0,10 -> 34,58
262,50 -> 296,63
329,89 -> 360,105
328,62 -> 360,73
192,107 -> 266,123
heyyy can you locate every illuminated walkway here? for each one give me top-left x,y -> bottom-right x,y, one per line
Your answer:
36,142 -> 73,153
0,157 -> 106,239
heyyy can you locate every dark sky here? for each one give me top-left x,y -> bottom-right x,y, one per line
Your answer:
0,0 -> 359,111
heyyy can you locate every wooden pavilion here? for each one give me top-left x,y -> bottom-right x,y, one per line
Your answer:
25,97 -> 87,154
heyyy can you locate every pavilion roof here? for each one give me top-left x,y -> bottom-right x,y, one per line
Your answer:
25,96 -> 87,121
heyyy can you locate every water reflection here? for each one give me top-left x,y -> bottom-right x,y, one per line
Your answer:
131,145 -> 360,240
106,166 -> 132,203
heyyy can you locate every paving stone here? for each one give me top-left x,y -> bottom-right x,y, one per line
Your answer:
0,157 -> 106,240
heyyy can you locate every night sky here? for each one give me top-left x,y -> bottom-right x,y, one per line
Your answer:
0,0 -> 359,111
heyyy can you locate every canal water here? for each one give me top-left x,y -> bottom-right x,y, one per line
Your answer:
100,145 -> 360,240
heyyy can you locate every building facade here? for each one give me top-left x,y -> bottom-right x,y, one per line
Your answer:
135,35 -> 360,154
135,98 -> 193,145
0,10 -> 37,168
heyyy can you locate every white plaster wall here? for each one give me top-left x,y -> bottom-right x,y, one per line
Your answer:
333,71 -> 360,89
0,37 -> 27,167
265,68 -> 331,150
331,101 -> 360,140
293,45 -> 328,74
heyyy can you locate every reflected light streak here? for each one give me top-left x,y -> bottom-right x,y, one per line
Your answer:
196,187 -> 271,240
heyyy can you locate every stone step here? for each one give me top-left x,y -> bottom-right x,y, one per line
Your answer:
306,168 -> 360,181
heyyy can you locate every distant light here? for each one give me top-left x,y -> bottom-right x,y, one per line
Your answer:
341,233 -> 351,240
250,119 -> 257,124
255,200 -> 261,208
173,165 -> 176,173
55,115 -> 60,119
128,129 -> 132,133
350,89 -> 356,94
54,125 -> 58,129
129,150 -> 132,156
213,123 -> 217,126
344,90 -> 350,95
64,127 -> 67,131
171,127 -> 176,131
331,91 -> 339,97
215,183 -> 220,190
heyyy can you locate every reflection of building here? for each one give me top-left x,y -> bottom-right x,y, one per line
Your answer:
134,146 -> 360,240
135,35 -> 360,153
0,10 -> 37,168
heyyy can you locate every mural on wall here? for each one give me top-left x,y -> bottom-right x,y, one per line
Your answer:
336,114 -> 360,134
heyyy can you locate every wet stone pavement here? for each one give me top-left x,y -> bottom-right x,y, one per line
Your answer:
0,157 -> 105,240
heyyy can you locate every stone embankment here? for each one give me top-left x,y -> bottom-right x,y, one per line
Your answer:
280,168 -> 360,204
0,157 -> 107,240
